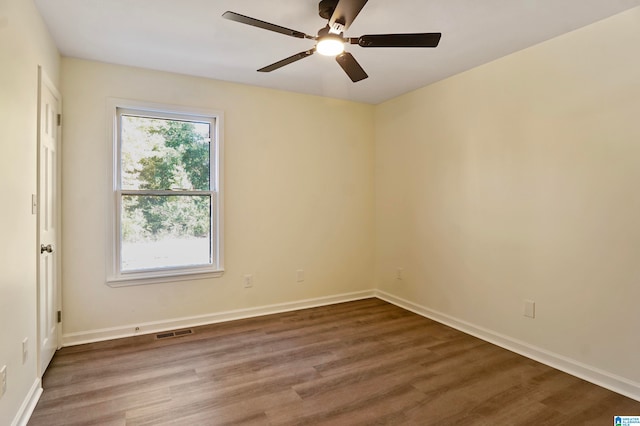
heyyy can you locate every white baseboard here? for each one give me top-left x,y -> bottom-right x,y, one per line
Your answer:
62,290 -> 376,347
12,378 -> 42,426
375,290 -> 640,403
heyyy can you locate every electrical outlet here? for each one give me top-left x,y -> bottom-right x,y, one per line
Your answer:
523,300 -> 535,318
22,338 -> 28,363
1,365 -> 7,398
243,274 -> 254,288
396,268 -> 404,280
296,269 -> 305,283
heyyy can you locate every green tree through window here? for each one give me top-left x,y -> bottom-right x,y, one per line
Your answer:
119,114 -> 214,271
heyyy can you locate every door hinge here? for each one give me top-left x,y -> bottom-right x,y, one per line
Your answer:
57,310 -> 62,323
57,114 -> 61,126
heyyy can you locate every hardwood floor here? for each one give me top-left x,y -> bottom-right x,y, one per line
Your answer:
29,298 -> 640,425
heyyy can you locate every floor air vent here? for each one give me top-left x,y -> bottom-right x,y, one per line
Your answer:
155,329 -> 193,340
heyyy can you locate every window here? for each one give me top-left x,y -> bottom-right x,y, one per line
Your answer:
107,99 -> 223,285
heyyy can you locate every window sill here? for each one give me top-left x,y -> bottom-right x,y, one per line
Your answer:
107,268 -> 225,287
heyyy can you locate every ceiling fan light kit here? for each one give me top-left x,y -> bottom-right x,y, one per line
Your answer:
317,37 -> 345,56
222,0 -> 441,82
316,28 -> 346,56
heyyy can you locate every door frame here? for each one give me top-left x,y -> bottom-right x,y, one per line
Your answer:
36,65 -> 62,377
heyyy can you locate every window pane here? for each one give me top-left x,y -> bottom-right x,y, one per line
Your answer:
121,195 -> 212,271
120,115 -> 211,191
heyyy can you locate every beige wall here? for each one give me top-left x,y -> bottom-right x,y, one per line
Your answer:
375,7 -> 640,383
0,0 -> 60,424
60,59 -> 375,336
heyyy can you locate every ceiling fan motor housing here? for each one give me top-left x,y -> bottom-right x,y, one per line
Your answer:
319,0 -> 339,19
317,26 -> 333,38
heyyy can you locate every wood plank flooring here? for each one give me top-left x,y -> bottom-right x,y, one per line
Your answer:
29,298 -> 640,425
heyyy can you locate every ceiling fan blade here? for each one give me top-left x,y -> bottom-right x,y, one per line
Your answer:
329,0 -> 368,33
223,11 -> 313,39
258,49 -> 315,72
356,33 -> 442,48
335,52 -> 368,82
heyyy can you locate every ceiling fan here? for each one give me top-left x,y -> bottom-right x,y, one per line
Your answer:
222,0 -> 441,83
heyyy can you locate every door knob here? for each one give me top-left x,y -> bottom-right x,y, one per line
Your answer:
40,244 -> 53,254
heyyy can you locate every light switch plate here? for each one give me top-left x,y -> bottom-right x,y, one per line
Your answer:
243,274 -> 253,288
22,338 -> 28,363
524,299 -> 535,318
1,365 -> 7,398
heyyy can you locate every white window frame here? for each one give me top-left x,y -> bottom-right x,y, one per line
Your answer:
106,98 -> 224,286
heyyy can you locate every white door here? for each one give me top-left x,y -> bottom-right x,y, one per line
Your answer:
37,67 -> 61,376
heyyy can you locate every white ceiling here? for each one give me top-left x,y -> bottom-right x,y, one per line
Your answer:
35,0 -> 640,104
